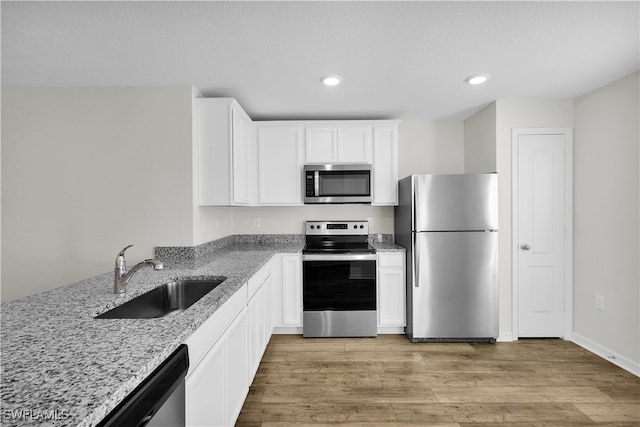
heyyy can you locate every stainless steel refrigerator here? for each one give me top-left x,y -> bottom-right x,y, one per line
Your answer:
395,173 -> 499,343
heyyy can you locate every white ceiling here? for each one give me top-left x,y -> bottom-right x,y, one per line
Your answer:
2,1 -> 638,120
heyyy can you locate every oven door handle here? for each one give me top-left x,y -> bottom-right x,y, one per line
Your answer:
302,254 -> 377,261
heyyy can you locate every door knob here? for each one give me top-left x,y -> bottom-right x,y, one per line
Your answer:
520,243 -> 531,251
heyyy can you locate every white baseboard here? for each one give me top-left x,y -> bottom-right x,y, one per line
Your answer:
273,327 -> 406,335
572,332 -> 640,377
377,326 -> 405,334
497,331 -> 514,342
272,326 -> 303,335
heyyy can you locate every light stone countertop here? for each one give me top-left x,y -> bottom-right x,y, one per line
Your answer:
371,241 -> 406,252
0,237 -> 402,426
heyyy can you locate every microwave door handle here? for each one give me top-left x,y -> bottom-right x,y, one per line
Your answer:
314,171 -> 320,196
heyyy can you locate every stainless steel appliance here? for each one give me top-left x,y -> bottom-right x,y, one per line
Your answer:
98,344 -> 189,427
304,164 -> 372,204
302,220 -> 377,337
395,173 -> 499,343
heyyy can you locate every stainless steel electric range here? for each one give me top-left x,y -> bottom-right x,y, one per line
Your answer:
302,220 -> 377,338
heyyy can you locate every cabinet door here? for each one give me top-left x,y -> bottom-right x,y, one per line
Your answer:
197,99 -> 254,206
305,127 -> 337,163
185,337 -> 227,427
377,253 -> 406,328
232,107 -> 251,205
262,275 -> 274,339
372,126 -> 399,206
226,308 -> 248,425
337,126 -> 372,163
281,254 -> 303,327
197,100 -> 232,206
248,283 -> 266,378
257,126 -> 304,205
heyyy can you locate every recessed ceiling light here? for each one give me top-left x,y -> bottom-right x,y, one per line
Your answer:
465,73 -> 491,85
321,75 -> 342,86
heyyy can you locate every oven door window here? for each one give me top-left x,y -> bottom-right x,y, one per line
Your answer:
318,171 -> 370,197
303,260 -> 376,311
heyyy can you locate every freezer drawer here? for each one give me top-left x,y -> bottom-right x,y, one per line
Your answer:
410,231 -> 498,340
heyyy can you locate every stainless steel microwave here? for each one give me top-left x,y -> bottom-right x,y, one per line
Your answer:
304,164 -> 372,204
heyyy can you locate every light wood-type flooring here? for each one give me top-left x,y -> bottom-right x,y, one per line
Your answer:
236,334 -> 639,426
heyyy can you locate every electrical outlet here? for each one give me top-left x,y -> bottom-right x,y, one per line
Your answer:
595,294 -> 604,311
253,218 -> 261,228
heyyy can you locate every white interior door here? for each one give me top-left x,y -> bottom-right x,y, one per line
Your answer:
514,129 -> 572,338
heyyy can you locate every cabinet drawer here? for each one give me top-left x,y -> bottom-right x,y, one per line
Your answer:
185,283 -> 247,372
377,253 -> 405,268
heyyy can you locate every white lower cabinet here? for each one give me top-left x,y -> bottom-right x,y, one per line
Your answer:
225,307 -> 249,423
248,262 -> 272,378
185,305 -> 248,427
271,253 -> 303,333
184,251 -> 407,425
185,316 -> 232,427
185,260 -> 276,427
377,252 -> 406,331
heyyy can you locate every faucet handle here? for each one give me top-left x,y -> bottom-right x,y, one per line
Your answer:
115,244 -> 134,268
118,244 -> 134,257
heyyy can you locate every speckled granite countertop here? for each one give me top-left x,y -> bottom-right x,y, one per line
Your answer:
1,235 -> 402,426
1,239 -> 302,427
371,241 -> 406,252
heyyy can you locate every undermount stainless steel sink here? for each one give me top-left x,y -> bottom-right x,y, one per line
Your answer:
96,277 -> 226,319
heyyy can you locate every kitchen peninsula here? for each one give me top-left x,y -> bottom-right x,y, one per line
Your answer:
0,234 -> 403,426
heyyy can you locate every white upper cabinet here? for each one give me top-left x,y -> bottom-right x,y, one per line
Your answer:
372,125 -> 399,206
305,127 -> 336,163
197,98 -> 400,206
337,126 -> 373,163
197,98 -> 254,206
257,125 -> 304,205
231,107 -> 253,205
305,125 -> 372,164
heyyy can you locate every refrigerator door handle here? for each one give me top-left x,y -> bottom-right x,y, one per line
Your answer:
413,233 -> 420,288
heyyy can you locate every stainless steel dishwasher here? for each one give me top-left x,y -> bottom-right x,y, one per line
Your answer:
98,344 -> 189,427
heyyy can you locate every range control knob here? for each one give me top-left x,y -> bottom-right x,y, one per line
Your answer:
353,225 -> 358,229
310,225 -> 315,229
359,225 -> 364,229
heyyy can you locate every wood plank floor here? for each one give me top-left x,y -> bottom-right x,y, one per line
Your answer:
236,334 -> 639,426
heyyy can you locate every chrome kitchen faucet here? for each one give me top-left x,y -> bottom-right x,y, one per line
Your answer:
114,244 -> 163,294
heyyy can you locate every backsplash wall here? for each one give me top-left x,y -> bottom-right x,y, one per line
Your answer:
196,205 -> 394,245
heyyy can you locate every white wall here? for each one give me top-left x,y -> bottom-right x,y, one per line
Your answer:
1,87 -> 195,302
573,72 -> 639,365
464,102 -> 497,173
495,99 -> 575,339
398,120 -> 464,179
